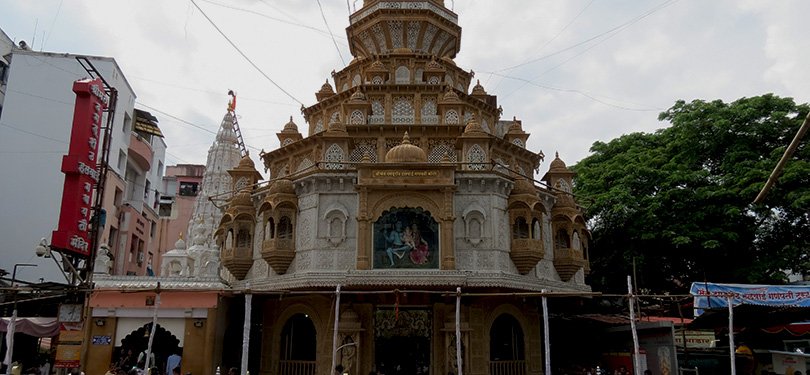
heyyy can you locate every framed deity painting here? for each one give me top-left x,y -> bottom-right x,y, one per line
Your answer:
373,207 -> 439,269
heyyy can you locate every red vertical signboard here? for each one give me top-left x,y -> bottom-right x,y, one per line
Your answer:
51,78 -> 109,257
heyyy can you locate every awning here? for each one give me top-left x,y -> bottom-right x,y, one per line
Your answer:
0,317 -> 60,337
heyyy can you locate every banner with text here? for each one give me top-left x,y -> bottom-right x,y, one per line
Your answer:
690,282 -> 810,317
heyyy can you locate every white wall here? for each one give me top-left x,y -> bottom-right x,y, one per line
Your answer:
0,51 -> 136,281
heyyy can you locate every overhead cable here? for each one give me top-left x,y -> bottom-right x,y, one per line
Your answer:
190,0 -> 305,106
316,0 -> 347,66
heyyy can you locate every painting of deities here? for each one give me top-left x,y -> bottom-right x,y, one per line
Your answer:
373,207 -> 439,269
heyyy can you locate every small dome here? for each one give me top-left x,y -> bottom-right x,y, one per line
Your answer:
232,190 -> 252,207
425,59 -> 444,71
368,59 -> 387,72
319,80 -> 334,94
471,80 -> 487,96
349,90 -> 367,102
464,115 -> 486,135
268,178 -> 295,195
238,155 -> 255,169
282,116 -> 299,132
549,152 -> 568,171
507,117 -> 524,135
511,178 -> 536,195
442,89 -> 461,103
385,132 -> 427,163
174,237 -> 187,250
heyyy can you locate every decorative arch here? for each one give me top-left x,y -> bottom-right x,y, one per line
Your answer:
324,143 -> 345,170
467,144 -> 487,171
373,206 -> 440,269
489,313 -> 527,368
323,204 -> 349,246
395,66 -> 410,84
370,192 -> 442,220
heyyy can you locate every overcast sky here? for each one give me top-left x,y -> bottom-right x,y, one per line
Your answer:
1,1 -> 808,281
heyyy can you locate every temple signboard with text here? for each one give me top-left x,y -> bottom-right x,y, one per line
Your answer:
51,78 -> 109,257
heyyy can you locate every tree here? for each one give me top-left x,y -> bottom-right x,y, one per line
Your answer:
573,94 -> 810,293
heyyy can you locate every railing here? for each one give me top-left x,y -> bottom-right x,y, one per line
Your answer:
279,360 -> 316,375
489,360 -> 527,375
422,115 -> 439,124
369,115 -> 385,124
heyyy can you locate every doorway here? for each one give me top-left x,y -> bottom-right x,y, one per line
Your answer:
374,309 -> 431,375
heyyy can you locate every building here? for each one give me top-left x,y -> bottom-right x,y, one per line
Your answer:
85,2 -> 593,375
0,30 -> 166,280
155,164 -> 206,275
214,1 -> 592,375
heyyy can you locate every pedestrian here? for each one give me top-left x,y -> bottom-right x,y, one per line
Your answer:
166,350 -> 182,375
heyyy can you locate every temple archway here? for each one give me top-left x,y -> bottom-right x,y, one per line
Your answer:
115,323 -> 181,372
279,313 -> 317,375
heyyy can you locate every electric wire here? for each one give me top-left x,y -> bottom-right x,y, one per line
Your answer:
493,0 -> 678,73
41,0 -> 64,50
190,0 -> 305,106
315,0 -> 347,66
0,121 -> 69,145
128,75 -> 299,107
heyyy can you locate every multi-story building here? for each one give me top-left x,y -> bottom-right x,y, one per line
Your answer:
155,163 -> 206,274
0,30 -> 166,280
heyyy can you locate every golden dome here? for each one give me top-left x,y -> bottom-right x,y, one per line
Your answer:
368,59 -> 387,72
471,80 -> 487,96
268,178 -> 295,195
425,59 -> 444,72
549,152 -> 568,172
464,115 -> 486,135
238,155 -> 255,169
385,132 -> 427,163
511,178 -> 536,195
349,90 -> 367,102
442,89 -> 461,103
232,190 -> 252,207
507,117 -> 523,133
282,116 -> 299,132
319,80 -> 334,94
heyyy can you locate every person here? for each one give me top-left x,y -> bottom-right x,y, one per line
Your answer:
408,224 -> 429,265
385,221 -> 412,266
165,351 -> 182,375
334,365 -> 344,375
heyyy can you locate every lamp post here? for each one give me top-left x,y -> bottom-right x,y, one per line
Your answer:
4,263 -> 37,375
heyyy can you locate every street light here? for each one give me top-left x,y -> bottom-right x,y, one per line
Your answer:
4,263 -> 37,375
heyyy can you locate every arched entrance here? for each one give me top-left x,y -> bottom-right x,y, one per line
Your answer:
279,314 -> 316,375
374,309 -> 431,375
116,323 -> 181,373
489,314 -> 526,375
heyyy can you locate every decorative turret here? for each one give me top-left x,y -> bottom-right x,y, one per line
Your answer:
423,58 -> 446,85
541,153 -> 589,281
277,116 -> 303,147
343,90 -> 371,125
505,117 -> 529,149
316,79 -> 336,101
364,59 -> 389,85
507,177 -> 545,274
470,80 -> 487,97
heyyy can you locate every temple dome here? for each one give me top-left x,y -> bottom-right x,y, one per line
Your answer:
282,116 -> 299,132
471,80 -> 487,96
549,152 -> 568,172
319,80 -> 334,94
385,132 -> 427,163
349,90 -> 367,102
442,89 -> 461,103
268,178 -> 295,195
464,116 -> 486,135
232,190 -> 252,207
511,178 -> 536,195
238,155 -> 255,169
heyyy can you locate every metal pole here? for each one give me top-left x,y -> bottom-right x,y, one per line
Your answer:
331,285 -> 341,375
241,285 -> 252,375
5,264 -> 36,375
455,287 -> 463,375
627,276 -> 641,375
542,289 -> 551,375
728,296 -> 736,375
144,283 -> 161,372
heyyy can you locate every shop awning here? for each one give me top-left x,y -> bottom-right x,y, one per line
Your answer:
0,317 -> 60,337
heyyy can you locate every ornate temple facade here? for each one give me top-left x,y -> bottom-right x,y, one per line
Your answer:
213,1 -> 592,375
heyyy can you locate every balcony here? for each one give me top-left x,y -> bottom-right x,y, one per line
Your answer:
221,245 -> 253,280
128,132 -> 154,171
509,238 -> 544,274
261,238 -> 295,274
553,247 -> 588,282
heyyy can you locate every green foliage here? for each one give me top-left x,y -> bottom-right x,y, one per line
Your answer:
573,94 -> 810,293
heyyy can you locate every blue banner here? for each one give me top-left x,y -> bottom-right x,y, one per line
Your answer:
690,282 -> 810,317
